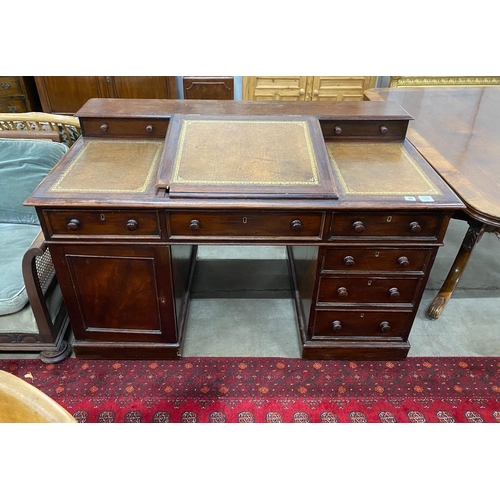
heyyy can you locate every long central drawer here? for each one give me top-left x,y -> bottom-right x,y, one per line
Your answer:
168,211 -> 325,240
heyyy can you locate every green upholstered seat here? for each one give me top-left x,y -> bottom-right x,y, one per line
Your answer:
0,139 -> 68,315
0,139 -> 67,225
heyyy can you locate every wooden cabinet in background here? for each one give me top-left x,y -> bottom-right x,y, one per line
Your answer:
243,76 -> 377,101
34,76 -> 178,114
0,76 -> 42,112
183,76 -> 234,100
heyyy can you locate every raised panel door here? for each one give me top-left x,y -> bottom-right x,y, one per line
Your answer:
34,76 -> 110,114
112,76 -> 177,99
310,76 -> 377,101
243,76 -> 310,100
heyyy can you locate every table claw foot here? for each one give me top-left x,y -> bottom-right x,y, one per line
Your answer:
427,295 -> 449,320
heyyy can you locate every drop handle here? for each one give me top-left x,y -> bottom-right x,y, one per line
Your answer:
332,320 -> 342,332
389,287 -> 400,299
189,219 -> 201,232
100,123 -> 108,132
343,255 -> 355,267
67,219 -> 80,231
398,256 -> 410,267
380,321 -> 391,333
290,219 -> 302,231
352,221 -> 365,233
126,219 -> 138,231
337,287 -> 348,297
410,221 -> 421,233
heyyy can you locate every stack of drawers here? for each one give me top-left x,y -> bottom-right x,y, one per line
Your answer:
0,76 -> 41,113
305,210 -> 445,359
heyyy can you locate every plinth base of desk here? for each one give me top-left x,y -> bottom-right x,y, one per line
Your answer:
73,341 -> 182,360
300,340 -> 410,361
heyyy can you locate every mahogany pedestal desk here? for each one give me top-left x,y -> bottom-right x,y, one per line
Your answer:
25,99 -> 463,360
365,87 -> 500,319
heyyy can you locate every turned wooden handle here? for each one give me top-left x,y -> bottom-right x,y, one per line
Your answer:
189,219 -> 201,231
126,219 -> 138,231
389,287 -> 400,299
352,221 -> 365,233
100,123 -> 108,132
337,287 -> 348,297
290,219 -> 302,231
380,321 -> 391,333
343,255 -> 355,267
67,219 -> 80,231
332,320 -> 342,332
398,256 -> 409,267
410,221 -> 421,233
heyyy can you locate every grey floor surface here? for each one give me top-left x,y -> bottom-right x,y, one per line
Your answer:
2,218 -> 499,360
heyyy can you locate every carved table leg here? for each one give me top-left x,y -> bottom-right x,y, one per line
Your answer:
427,219 -> 486,320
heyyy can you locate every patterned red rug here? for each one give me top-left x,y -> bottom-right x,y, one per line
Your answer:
1,357 -> 499,423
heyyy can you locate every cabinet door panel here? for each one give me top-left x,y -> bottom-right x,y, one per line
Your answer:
35,76 -> 109,114
112,77 -> 176,99
50,244 -> 177,343
243,76 -> 310,100
311,76 -> 377,101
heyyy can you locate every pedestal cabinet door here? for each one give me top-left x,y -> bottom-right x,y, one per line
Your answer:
50,244 -> 177,343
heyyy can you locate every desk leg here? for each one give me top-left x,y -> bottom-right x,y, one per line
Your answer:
427,219 -> 486,319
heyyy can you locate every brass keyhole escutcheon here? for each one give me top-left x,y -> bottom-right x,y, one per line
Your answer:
243,217 -> 248,224
387,216 -> 392,222
100,214 -> 105,221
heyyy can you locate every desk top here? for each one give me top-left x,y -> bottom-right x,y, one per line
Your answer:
365,86 -> 500,224
25,99 -> 463,213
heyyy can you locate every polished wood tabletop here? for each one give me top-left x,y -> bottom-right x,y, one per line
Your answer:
365,86 -> 500,224
365,86 -> 500,319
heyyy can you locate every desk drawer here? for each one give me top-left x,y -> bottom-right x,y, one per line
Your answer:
169,211 -> 325,240
44,210 -> 161,239
0,76 -> 23,96
322,247 -> 431,273
329,212 -> 443,239
0,96 -> 27,113
313,310 -> 410,339
317,276 -> 421,305
82,118 -> 169,138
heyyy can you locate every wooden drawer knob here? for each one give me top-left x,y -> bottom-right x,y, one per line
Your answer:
352,221 -> 365,233
100,123 -> 108,132
343,255 -> 355,267
380,125 -> 388,134
389,287 -> 400,299
380,321 -> 391,333
189,219 -> 201,231
290,219 -> 302,231
337,287 -> 348,297
398,256 -> 409,267
334,126 -> 342,135
410,221 -> 421,233
146,124 -> 154,133
332,320 -> 342,332
126,219 -> 139,231
67,219 -> 80,231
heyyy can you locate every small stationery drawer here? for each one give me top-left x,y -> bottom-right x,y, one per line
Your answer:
0,96 -> 27,113
81,118 -> 169,138
322,247 -> 432,273
321,120 -> 407,140
43,210 -> 161,238
169,211 -> 325,240
329,212 -> 443,239
312,310 -> 410,339
317,276 -> 421,305
0,77 -> 22,96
